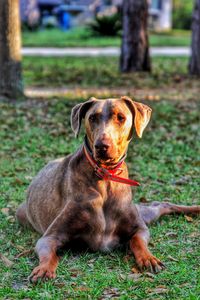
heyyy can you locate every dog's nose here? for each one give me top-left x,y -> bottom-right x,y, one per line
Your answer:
95,140 -> 110,152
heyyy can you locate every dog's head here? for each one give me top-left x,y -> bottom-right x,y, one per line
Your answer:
71,96 -> 152,166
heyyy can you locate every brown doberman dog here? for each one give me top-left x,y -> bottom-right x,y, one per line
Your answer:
16,96 -> 200,282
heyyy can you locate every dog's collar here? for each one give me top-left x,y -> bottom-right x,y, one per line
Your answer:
83,138 -> 140,187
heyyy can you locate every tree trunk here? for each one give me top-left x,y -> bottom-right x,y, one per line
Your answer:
120,0 -> 151,73
0,0 -> 23,98
189,0 -> 200,76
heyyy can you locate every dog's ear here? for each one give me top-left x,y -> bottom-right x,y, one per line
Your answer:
71,97 -> 97,137
122,96 -> 152,138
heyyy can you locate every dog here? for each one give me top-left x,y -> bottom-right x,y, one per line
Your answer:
16,96 -> 200,282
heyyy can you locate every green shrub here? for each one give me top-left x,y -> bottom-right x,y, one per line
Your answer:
89,13 -> 121,36
172,0 -> 194,29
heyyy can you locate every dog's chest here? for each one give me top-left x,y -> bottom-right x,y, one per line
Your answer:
84,185 -> 137,252
99,201 -> 136,251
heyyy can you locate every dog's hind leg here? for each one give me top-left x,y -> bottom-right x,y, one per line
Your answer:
16,202 -> 32,228
136,202 -> 200,225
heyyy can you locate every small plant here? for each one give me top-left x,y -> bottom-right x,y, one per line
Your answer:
89,13 -> 121,36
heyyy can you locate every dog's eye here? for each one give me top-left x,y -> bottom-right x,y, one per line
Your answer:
117,113 -> 126,122
89,114 -> 96,122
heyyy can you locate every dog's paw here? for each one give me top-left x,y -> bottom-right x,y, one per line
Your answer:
136,253 -> 165,273
29,263 -> 56,283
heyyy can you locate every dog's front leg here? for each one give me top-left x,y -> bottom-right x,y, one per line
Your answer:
29,235 -> 61,283
130,228 -> 165,273
29,199 -> 97,282
29,202 -> 78,283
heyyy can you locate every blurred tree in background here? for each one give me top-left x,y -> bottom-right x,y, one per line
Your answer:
172,0 -> 194,29
120,0 -> 151,73
0,0 -> 23,99
189,0 -> 200,75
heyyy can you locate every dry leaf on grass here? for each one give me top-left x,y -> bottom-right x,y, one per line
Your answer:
123,255 -> 131,263
145,272 -> 155,279
70,268 -> 83,277
15,249 -> 33,258
0,253 -> 14,267
54,282 -> 65,288
118,273 -> 126,280
101,287 -> 121,299
131,267 -> 140,274
14,178 -> 24,186
185,215 -> 193,222
10,242 -> 25,251
128,273 -> 142,281
168,255 -> 179,262
1,208 -> 10,215
165,231 -> 177,237
148,286 -> 169,296
74,286 -> 90,292
189,232 -> 200,238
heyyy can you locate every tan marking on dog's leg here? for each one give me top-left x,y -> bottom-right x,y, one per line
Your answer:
29,237 -> 60,283
130,229 -> 165,273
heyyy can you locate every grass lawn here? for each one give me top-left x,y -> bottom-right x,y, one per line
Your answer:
23,56 -> 200,102
22,27 -> 191,48
0,93 -> 199,299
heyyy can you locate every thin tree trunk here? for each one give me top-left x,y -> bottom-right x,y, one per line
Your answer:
0,0 -> 23,98
189,0 -> 200,76
120,0 -> 151,73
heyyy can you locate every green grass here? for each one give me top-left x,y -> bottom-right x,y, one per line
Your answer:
22,27 -> 191,47
23,56 -> 200,102
23,56 -> 188,88
0,95 -> 199,299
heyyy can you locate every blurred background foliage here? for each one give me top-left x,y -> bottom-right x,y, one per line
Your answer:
89,12 -> 121,36
172,0 -> 194,29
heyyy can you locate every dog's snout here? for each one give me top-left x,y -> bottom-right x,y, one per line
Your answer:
95,140 -> 110,152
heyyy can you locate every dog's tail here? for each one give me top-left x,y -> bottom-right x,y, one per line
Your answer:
136,201 -> 200,225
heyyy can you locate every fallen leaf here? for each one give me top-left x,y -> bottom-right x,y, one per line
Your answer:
173,176 -> 190,185
165,231 -> 177,237
148,287 -> 169,295
145,272 -> 155,279
74,286 -> 90,292
168,255 -> 179,262
14,178 -> 24,186
131,267 -> 140,274
189,232 -> 199,238
12,282 -> 28,290
15,249 -> 33,258
119,273 -> 126,280
101,287 -> 121,299
179,283 -> 188,287
6,215 -> 15,223
185,215 -> 193,222
1,208 -> 10,215
70,268 -> 83,277
71,282 -> 77,286
128,273 -> 142,280
149,241 -> 155,247
0,253 -> 14,267
123,255 -> 131,263
54,282 -> 65,288
88,258 -> 96,263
